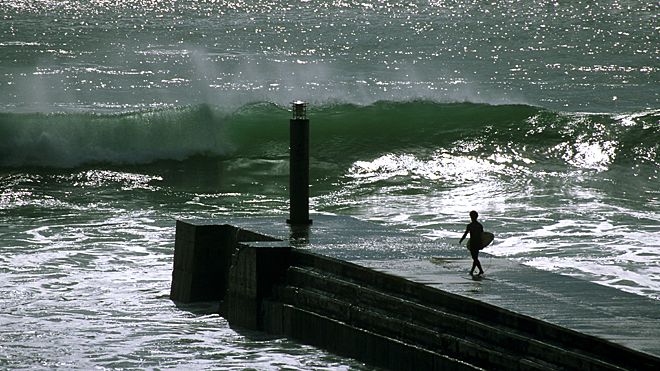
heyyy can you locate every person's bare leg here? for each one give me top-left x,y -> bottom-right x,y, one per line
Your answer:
476,258 -> 484,275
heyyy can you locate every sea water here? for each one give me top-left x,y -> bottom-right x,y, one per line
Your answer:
1,1 -> 658,369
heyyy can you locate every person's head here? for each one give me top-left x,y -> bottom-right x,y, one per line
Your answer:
469,210 -> 478,221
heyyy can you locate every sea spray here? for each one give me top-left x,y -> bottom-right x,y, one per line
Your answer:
0,104 -> 231,167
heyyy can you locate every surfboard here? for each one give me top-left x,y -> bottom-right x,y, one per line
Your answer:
466,231 -> 494,250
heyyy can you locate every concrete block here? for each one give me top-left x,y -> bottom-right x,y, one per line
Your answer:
170,220 -> 282,303
262,299 -> 284,335
170,221 -> 242,302
226,241 -> 291,330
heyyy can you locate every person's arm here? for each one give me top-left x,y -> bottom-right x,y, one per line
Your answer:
459,226 -> 469,244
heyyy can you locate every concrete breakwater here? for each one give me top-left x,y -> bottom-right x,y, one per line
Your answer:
170,219 -> 660,370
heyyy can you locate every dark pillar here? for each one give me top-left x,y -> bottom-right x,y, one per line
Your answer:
287,101 -> 313,225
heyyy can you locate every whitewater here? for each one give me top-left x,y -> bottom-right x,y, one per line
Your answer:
1,1 -> 658,369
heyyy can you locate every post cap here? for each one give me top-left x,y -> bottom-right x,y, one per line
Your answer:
292,100 -> 307,119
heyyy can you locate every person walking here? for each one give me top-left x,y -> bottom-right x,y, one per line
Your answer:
459,210 -> 485,275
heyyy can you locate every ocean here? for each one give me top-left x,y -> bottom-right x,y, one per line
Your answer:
1,0 -> 658,369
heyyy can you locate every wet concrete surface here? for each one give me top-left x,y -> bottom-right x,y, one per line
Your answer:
200,213 -> 660,357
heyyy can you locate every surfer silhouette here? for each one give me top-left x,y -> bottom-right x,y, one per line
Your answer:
459,210 -> 484,275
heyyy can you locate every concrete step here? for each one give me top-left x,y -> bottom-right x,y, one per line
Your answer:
268,301 -> 483,371
278,265 -> 628,371
273,284 -> 558,371
287,250 -> 657,370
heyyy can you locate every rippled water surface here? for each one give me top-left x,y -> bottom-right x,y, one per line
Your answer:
1,0 -> 658,369
1,0 -> 657,112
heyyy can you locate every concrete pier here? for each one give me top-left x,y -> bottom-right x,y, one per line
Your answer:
170,215 -> 660,370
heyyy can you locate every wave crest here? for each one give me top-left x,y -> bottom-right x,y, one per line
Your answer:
0,101 -> 657,169
0,104 -> 230,167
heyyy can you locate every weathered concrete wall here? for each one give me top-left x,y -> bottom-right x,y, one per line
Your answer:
262,301 -> 478,371
225,241 -> 291,329
226,241 -> 474,370
169,220 -> 279,303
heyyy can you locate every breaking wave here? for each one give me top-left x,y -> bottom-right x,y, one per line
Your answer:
0,101 -> 657,169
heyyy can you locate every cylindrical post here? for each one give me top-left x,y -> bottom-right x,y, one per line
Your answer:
287,101 -> 312,225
